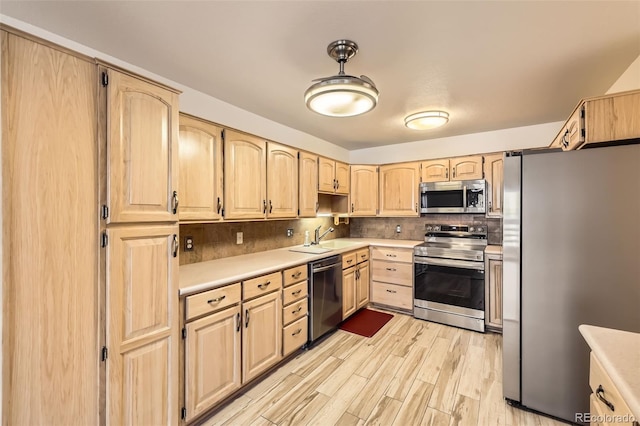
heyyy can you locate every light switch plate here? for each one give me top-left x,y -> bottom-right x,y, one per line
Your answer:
287,229 -> 294,237
236,232 -> 243,244
396,225 -> 402,233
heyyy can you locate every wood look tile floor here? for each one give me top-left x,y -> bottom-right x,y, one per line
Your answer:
201,311 -> 568,426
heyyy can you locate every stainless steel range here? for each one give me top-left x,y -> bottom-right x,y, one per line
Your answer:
413,224 -> 487,332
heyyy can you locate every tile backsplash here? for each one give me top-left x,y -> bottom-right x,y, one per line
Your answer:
349,215 -> 503,245
180,217 -> 349,265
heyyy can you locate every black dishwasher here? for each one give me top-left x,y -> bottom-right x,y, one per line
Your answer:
308,255 -> 343,345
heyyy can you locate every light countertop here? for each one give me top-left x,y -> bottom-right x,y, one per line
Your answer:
579,324 -> 640,420
179,238 -> 423,296
485,245 -> 503,255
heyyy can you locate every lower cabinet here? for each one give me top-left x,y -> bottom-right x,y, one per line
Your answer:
485,247 -> 503,331
370,246 -> 414,312
242,290 -> 283,382
342,248 -> 370,320
342,265 -> 357,319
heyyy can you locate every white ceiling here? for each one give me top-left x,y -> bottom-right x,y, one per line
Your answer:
2,1 -> 639,150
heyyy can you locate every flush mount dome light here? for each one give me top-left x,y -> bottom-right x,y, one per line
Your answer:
304,40 -> 379,117
405,110 -> 450,130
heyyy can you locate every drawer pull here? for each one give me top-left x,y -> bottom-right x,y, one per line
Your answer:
236,313 -> 240,332
347,259 -> 353,264
292,271 -> 302,279
207,295 -> 226,304
245,309 -> 250,328
596,385 -> 615,412
360,254 -> 366,258
386,289 -> 397,294
291,289 -> 302,296
385,254 -> 397,258
386,267 -> 397,272
257,281 -> 271,289
292,306 -> 303,314
291,328 -> 302,336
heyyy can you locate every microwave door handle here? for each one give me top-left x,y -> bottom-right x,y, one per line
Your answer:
463,185 -> 467,208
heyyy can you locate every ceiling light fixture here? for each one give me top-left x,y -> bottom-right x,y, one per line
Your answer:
405,111 -> 450,130
304,40 -> 379,117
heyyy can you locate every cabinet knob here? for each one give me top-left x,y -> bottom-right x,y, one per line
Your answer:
207,295 -> 226,304
172,234 -> 178,258
172,191 -> 179,214
596,385 -> 615,412
257,281 -> 271,289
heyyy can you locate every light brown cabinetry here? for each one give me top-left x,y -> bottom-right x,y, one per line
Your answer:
282,265 -> 309,357
267,142 -> 298,218
178,114 -> 223,221
355,249 -> 370,310
378,162 -> 421,216
106,67 -> 179,224
350,165 -> 378,216
421,156 -> 483,183
370,246 -> 413,311
299,151 -> 319,217
342,264 -> 358,319
484,247 -> 503,331
483,153 -> 504,218
551,89 -> 640,150
224,130 -> 267,219
318,157 -> 349,195
2,30 -> 100,425
342,248 -> 371,319
588,352 -> 635,425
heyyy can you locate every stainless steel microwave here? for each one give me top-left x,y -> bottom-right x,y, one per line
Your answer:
420,179 -> 486,214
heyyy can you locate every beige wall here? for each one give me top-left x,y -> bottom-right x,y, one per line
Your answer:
606,54 -> 640,93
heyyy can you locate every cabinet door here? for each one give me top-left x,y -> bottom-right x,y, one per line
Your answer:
178,114 -> 223,221
351,165 -> 378,216
486,258 -> 503,329
379,162 -> 420,216
483,153 -> 504,218
224,130 -> 267,219
299,151 -> 319,217
267,142 -> 298,218
185,305 -> 241,421
106,68 -> 179,223
585,91 -> 640,145
242,291 -> 282,382
318,157 -> 336,193
2,32 -> 99,425
343,267 -> 357,319
335,161 -> 350,195
106,225 -> 179,426
421,159 -> 449,183
450,155 -> 483,181
356,261 -> 370,309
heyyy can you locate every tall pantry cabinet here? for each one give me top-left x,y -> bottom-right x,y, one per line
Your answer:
2,27 -> 180,425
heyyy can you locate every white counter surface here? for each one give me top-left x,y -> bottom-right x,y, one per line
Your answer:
579,324 -> 640,420
179,238 -> 423,296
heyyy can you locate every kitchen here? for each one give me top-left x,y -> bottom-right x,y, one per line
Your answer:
2,2 -> 640,426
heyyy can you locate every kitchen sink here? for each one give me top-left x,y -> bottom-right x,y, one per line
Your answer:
319,240 -> 361,249
288,245 -> 333,254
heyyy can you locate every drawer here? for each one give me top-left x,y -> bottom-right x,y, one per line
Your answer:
371,246 -> 413,263
342,252 -> 357,269
243,271 -> 282,300
185,283 -> 241,321
283,316 -> 308,357
283,264 -> 307,287
589,352 -> 634,422
282,281 -> 308,306
371,281 -> 412,311
356,248 -> 369,263
283,298 -> 308,325
371,260 -> 413,286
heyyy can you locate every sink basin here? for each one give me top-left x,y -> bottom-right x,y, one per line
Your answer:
319,240 -> 361,249
289,246 -> 333,254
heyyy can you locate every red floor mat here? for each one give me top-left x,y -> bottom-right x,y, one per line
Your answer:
339,308 -> 394,338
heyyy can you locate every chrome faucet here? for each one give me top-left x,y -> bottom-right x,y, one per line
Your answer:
312,226 -> 334,245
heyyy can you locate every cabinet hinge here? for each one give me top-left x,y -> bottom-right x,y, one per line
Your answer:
100,231 -> 108,248
181,327 -> 187,339
100,205 -> 109,220
181,407 -> 187,420
101,346 -> 108,362
101,71 -> 108,87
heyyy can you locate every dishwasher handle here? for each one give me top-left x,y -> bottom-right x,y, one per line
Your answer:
312,263 -> 341,273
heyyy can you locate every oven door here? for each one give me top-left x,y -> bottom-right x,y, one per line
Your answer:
414,257 -> 485,317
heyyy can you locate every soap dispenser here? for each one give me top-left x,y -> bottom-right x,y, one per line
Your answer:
303,230 -> 310,246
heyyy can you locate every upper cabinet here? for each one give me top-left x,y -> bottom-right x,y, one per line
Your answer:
421,156 -> 483,183
105,67 -> 179,223
551,89 -> 640,150
224,130 -> 267,220
318,157 -> 349,195
178,114 -> 223,221
298,151 -> 319,217
378,162 -> 420,216
350,165 -> 378,216
483,153 -> 504,218
266,142 -> 298,218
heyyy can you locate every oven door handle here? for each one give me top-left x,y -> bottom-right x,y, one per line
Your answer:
414,256 -> 484,270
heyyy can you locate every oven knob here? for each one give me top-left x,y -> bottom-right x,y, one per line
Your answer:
469,227 -> 475,232
426,226 -> 432,231
434,226 -> 440,231
476,226 -> 483,233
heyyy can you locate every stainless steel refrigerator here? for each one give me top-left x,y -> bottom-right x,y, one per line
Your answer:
502,144 -> 640,424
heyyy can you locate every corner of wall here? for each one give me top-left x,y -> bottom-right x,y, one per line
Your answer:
606,54 -> 640,94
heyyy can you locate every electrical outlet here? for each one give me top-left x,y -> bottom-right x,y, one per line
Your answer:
286,229 -> 294,237
396,225 -> 402,233
184,236 -> 194,251
236,232 -> 243,244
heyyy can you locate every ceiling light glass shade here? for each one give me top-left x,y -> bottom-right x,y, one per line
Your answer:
405,111 -> 450,130
305,76 -> 379,117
